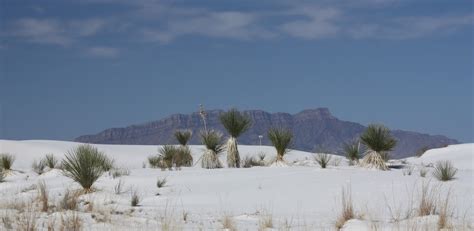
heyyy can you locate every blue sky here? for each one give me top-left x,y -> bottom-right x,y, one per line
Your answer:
0,0 -> 473,142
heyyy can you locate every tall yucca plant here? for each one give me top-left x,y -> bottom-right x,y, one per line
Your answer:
174,130 -> 192,146
268,127 -> 293,165
200,130 -> 225,169
219,109 -> 252,168
62,144 -> 113,192
174,130 -> 193,166
360,124 -> 397,170
158,145 -> 178,170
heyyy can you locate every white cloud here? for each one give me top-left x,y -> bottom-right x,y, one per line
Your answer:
349,14 -> 474,39
5,18 -> 109,46
280,7 -> 341,39
86,46 -> 120,58
142,11 -> 275,43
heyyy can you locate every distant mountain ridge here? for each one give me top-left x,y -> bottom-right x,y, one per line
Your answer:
75,108 -> 458,158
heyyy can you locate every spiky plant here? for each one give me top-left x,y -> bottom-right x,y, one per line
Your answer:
158,145 -> 179,170
219,109 -> 252,168
314,153 -> 332,168
200,130 -> 225,169
174,130 -> 193,146
43,154 -> 59,169
343,141 -> 360,165
61,144 -> 113,192
360,124 -> 397,170
267,127 -> 293,165
433,160 -> 457,181
0,153 -> 15,170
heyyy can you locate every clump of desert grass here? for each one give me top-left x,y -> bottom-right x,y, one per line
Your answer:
0,153 -> 15,171
242,156 -> 265,168
157,177 -> 167,188
200,130 -> 225,169
37,181 -> 49,212
220,108 -> 252,168
174,130 -> 193,166
267,127 -> 293,166
32,159 -> 47,175
61,144 -> 114,193
335,186 -> 355,230
221,214 -> 237,231
131,189 -> 141,207
42,154 -> 59,169
360,124 -> 397,170
343,141 -> 360,165
433,160 -> 457,181
314,153 -> 332,168
110,167 -> 130,178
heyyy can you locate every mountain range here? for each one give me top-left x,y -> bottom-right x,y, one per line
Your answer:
75,108 -> 458,158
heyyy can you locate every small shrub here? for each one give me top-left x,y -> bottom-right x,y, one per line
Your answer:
158,145 -> 178,170
37,181 -> 49,212
174,130 -> 193,146
0,153 -> 15,170
267,127 -> 293,163
258,212 -> 273,230
148,155 -> 166,169
314,153 -> 332,168
433,160 -> 457,181
32,159 -> 47,175
43,154 -> 59,169
343,141 -> 360,164
157,177 -> 167,188
222,214 -> 237,231
60,190 -> 78,211
242,156 -> 263,168
62,144 -> 113,192
176,146 -> 193,167
258,152 -> 266,161
114,179 -> 125,195
335,186 -> 354,230
131,189 -> 140,207
110,168 -> 130,179
418,182 -> 438,216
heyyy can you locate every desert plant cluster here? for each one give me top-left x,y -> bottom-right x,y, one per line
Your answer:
0,108 -> 465,230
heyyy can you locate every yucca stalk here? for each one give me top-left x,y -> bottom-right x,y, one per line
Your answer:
62,144 -> 113,192
360,124 -> 397,170
200,130 -> 225,169
174,130 -> 192,146
268,127 -> 293,165
219,109 -> 252,168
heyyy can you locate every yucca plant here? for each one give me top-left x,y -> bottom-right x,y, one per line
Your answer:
360,124 -> 397,170
268,127 -> 293,165
61,144 -> 113,192
174,130 -> 192,146
174,130 -> 194,167
158,145 -> 178,170
343,141 -> 360,165
314,153 -> 332,168
219,109 -> 252,168
433,160 -> 457,181
43,154 -> 59,169
200,130 -> 225,169
0,153 -> 15,170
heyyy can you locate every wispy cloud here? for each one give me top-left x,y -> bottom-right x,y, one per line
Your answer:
280,7 -> 341,39
4,18 -> 109,46
85,46 -> 119,58
349,14 -> 474,39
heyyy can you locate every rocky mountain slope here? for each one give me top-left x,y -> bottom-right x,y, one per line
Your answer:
75,108 -> 457,158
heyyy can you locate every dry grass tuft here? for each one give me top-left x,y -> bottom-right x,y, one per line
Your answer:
37,180 -> 49,212
335,186 -> 355,230
222,214 -> 237,231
